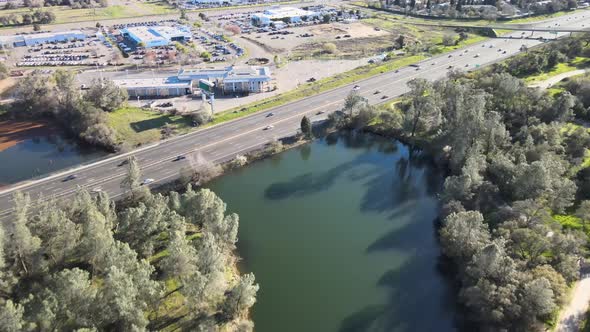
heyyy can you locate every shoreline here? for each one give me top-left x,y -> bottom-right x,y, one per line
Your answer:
0,118 -> 57,152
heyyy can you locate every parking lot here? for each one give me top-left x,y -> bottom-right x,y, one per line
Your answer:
14,36 -> 117,67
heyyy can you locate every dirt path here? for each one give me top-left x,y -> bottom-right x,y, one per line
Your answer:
529,69 -> 587,89
555,264 -> 590,332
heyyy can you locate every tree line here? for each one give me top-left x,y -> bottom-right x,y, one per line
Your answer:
496,35 -> 590,78
4,0 -> 108,10
329,65 -> 589,330
0,10 -> 54,27
11,70 -> 127,151
0,157 -> 258,331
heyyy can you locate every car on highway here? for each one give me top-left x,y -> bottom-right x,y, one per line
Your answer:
503,50 -> 507,54
264,125 -> 274,130
91,187 -> 102,193
448,54 -> 453,58
374,90 -> 380,94
62,174 -> 77,182
173,155 -> 186,161
266,112 -> 275,117
381,95 -> 388,100
141,178 -> 155,185
316,110 -> 325,115
474,54 -> 480,58
352,85 -> 360,91
448,65 -> 453,69
118,159 -> 129,167
465,64 -> 469,67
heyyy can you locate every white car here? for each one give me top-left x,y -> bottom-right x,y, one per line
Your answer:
264,125 -> 274,130
91,187 -> 102,193
141,178 -> 155,185
352,85 -> 360,91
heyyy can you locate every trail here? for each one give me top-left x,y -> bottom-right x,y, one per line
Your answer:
556,263 -> 590,332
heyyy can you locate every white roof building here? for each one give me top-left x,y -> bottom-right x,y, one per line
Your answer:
251,6 -> 320,26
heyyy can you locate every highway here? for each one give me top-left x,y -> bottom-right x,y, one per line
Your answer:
0,10 -> 588,218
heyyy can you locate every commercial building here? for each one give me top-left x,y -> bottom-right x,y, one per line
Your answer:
120,25 -> 192,48
0,30 -> 87,48
114,65 -> 271,98
114,77 -> 193,97
177,66 -> 272,94
251,6 -> 320,26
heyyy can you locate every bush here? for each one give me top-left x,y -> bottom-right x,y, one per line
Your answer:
322,43 -> 338,55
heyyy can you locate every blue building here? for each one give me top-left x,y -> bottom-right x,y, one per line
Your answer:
0,30 -> 87,48
121,25 -> 192,48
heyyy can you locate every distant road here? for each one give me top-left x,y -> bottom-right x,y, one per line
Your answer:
0,10 -> 587,220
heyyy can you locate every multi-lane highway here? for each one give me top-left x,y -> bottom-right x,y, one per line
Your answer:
0,10 -> 588,218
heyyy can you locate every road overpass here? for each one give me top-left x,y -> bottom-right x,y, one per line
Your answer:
0,10 -> 588,219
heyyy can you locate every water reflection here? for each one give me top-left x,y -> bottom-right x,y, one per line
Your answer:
0,133 -> 106,184
209,131 -> 457,332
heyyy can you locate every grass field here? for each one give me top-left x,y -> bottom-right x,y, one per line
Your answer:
108,107 -> 192,146
0,1 -> 176,27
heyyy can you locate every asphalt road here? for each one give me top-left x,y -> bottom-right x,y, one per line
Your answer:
0,10 -> 588,218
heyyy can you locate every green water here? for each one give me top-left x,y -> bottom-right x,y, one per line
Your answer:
208,132 -> 457,332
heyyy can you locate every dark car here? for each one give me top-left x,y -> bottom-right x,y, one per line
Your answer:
381,95 -> 388,100
173,155 -> 186,161
118,159 -> 129,167
63,174 -> 77,182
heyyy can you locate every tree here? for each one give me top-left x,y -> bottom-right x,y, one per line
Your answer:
85,79 -> 127,112
193,102 -> 213,125
160,227 -> 199,280
97,266 -> 150,330
402,78 -> 441,138
300,115 -> 312,138
442,34 -> 456,46
520,277 -> 556,323
30,200 -> 82,266
322,14 -> 331,23
7,192 -> 41,276
0,300 -> 27,332
440,211 -> 491,263
32,23 -> 41,31
120,156 -> 146,201
220,273 -> 259,321
395,34 -> 406,49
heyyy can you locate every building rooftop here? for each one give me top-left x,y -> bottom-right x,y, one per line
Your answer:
256,6 -> 317,19
121,25 -> 192,44
113,76 -> 192,89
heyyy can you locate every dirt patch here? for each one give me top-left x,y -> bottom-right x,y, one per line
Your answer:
0,119 -> 56,152
292,35 -> 395,59
0,77 -> 17,99
246,22 -> 392,57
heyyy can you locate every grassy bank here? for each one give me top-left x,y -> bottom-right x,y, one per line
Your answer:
526,57 -> 590,84
107,107 -> 193,147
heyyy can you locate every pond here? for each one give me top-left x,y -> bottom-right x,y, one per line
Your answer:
0,120 -> 106,186
208,132 -> 458,332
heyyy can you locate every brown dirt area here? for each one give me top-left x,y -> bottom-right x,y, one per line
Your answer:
0,119 -> 55,152
247,22 -> 391,57
292,35 -> 394,59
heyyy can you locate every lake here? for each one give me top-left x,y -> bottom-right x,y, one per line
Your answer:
208,132 -> 457,332
0,120 -> 106,186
